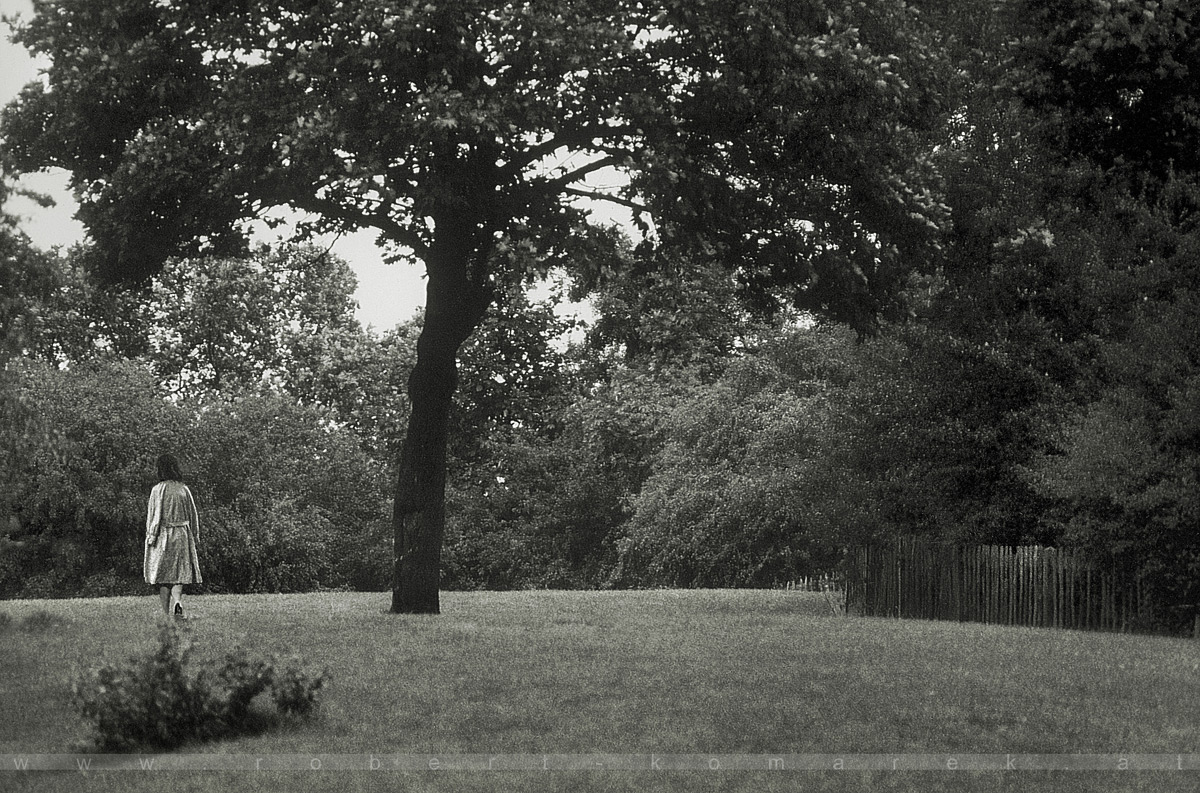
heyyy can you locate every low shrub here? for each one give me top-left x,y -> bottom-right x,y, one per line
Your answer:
269,660 -> 327,717
70,624 -> 328,751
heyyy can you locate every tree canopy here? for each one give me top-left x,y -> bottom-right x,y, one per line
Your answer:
5,0 -> 949,315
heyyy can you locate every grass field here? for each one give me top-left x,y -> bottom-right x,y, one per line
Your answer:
1,589 -> 1197,792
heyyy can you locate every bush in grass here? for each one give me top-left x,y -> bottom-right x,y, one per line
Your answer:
70,624 -> 327,751
269,660 -> 326,717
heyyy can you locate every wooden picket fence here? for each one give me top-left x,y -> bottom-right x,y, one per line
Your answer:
845,538 -> 1162,634
783,574 -> 843,593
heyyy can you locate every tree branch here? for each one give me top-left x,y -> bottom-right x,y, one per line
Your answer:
502,124 -> 640,178
542,154 -> 627,189
291,193 -> 432,259
562,186 -> 649,215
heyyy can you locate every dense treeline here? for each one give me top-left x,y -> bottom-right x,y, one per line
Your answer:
1,0 -> 1197,631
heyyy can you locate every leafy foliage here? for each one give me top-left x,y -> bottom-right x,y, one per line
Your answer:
1,237 -> 399,596
1015,178 -> 1200,632
0,358 -> 390,597
0,358 -> 189,597
614,358 -> 842,587
450,286 -> 577,461
0,180 -> 64,520
1009,0 -> 1200,178
268,658 -> 328,718
578,248 -> 765,378
147,244 -> 362,397
4,0 -> 950,310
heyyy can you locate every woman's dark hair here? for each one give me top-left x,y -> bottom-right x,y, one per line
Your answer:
156,454 -> 184,482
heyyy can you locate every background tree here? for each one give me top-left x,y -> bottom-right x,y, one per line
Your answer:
0,179 -> 62,549
0,356 -> 392,597
449,285 -> 576,464
612,330 -> 852,587
577,246 -> 765,380
1009,0 -> 1200,179
1017,175 -> 1200,632
146,244 -> 362,398
188,391 -> 391,593
3,0 -> 952,612
897,0 -> 1200,630
17,246 -> 153,365
0,357 -> 191,596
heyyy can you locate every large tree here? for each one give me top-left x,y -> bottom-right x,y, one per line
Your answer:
2,0 -> 949,612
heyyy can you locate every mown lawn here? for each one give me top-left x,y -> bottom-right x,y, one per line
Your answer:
0,589 -> 1197,793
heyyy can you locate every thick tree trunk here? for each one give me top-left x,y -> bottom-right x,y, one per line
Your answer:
389,346 -> 454,614
390,229 -> 489,614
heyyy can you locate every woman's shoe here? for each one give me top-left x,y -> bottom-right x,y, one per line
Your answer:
174,602 -> 184,620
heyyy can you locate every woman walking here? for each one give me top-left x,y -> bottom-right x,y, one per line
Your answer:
144,453 -> 202,619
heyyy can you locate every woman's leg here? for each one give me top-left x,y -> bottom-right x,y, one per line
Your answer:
172,584 -> 184,615
159,585 -> 171,615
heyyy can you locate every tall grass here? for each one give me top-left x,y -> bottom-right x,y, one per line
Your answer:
1,590 -> 1196,793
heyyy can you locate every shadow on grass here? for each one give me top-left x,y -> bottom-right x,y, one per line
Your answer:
0,608 -> 71,633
